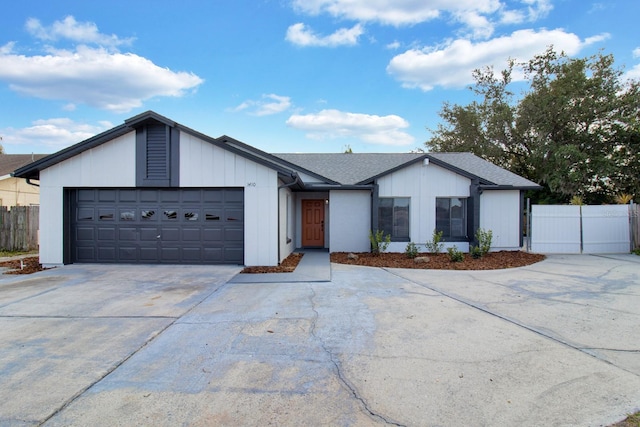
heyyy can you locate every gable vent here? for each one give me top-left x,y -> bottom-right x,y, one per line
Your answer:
146,124 -> 168,179
136,122 -> 180,187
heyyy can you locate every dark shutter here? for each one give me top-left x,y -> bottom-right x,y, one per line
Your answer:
136,122 -> 179,187
146,124 -> 169,180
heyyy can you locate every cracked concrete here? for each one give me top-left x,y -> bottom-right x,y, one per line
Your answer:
0,255 -> 639,426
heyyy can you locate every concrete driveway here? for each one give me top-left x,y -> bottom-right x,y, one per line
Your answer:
0,255 -> 639,426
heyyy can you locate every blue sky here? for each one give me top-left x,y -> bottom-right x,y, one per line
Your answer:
0,0 -> 638,155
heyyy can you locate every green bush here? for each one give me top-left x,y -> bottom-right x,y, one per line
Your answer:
369,229 -> 391,255
405,242 -> 419,258
470,228 -> 493,258
447,245 -> 464,262
425,229 -> 444,253
470,245 -> 483,259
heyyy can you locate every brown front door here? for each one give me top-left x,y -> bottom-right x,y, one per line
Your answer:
301,199 -> 325,247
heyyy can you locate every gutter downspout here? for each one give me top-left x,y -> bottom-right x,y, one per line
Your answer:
277,173 -> 303,263
25,178 -> 40,188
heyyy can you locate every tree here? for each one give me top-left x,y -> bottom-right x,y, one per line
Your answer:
427,48 -> 640,203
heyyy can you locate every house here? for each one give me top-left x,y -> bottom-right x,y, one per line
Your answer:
0,154 -> 47,207
13,111 -> 540,267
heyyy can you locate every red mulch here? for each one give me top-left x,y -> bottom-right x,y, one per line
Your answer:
241,252 -> 304,274
330,251 -> 546,270
0,256 -> 51,275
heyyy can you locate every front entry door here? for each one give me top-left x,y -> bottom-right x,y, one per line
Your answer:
302,199 -> 325,247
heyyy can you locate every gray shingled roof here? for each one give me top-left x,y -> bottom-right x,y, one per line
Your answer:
428,152 -> 539,188
0,154 -> 48,177
274,153 -> 423,185
274,152 -> 539,188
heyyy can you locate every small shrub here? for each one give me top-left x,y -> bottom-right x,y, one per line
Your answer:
447,245 -> 464,262
476,228 -> 493,256
369,229 -> 391,255
632,248 -> 640,256
405,242 -> 419,259
425,229 -> 444,253
569,195 -> 584,205
470,245 -> 483,259
615,193 -> 634,204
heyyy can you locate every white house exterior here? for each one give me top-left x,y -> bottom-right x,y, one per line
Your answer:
14,111 -> 540,267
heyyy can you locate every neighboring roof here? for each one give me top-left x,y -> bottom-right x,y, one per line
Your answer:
0,154 -> 48,177
275,152 -> 540,189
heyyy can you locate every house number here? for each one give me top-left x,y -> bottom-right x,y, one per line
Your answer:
247,182 -> 256,187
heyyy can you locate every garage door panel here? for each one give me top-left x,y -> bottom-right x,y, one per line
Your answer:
203,247 -> 223,262
182,228 -> 201,241
161,228 -> 180,241
119,227 -> 137,241
160,247 -> 180,262
76,227 -> 94,241
98,189 -> 117,202
75,246 -> 95,262
97,227 -> 116,241
139,228 -> 160,241
98,247 -> 117,261
70,188 -> 244,264
203,228 -> 222,242
225,227 -> 243,242
182,247 -> 202,261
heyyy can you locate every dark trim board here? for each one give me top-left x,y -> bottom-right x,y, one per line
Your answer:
66,187 -> 244,265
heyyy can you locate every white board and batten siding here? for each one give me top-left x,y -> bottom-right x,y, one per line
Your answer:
40,131 -> 281,266
180,133 -> 280,266
479,190 -> 522,250
39,132 -> 137,265
531,204 -> 630,254
329,190 -> 371,252
377,161 -> 471,252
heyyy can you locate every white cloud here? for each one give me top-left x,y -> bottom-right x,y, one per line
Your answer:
632,47 -> 640,58
25,16 -> 134,50
0,118 -> 113,152
291,0 -> 552,39
286,109 -> 414,146
229,94 -> 292,116
624,64 -> 640,82
286,23 -> 364,47
0,35 -> 203,113
386,40 -> 401,50
387,29 -> 594,91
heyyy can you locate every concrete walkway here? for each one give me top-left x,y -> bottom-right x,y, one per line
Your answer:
0,254 -> 639,426
230,249 -> 331,283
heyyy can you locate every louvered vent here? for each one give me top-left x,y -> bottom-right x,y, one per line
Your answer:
146,124 -> 168,179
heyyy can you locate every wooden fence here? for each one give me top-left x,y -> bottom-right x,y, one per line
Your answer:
0,206 -> 39,251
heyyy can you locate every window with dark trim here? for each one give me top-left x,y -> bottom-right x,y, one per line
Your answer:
378,197 -> 410,241
436,197 -> 467,239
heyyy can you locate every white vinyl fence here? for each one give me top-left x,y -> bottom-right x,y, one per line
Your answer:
531,204 -> 631,254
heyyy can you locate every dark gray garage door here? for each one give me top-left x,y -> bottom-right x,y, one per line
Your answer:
68,188 -> 244,264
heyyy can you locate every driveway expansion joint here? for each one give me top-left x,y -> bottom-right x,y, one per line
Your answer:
383,267 -> 640,379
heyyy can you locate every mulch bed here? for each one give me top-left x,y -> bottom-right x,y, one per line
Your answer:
0,256 -> 50,275
330,251 -> 546,270
240,252 -> 304,274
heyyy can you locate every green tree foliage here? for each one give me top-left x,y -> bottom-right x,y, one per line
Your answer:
426,48 -> 640,204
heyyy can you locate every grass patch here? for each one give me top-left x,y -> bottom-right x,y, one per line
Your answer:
0,250 -> 38,258
610,411 -> 640,426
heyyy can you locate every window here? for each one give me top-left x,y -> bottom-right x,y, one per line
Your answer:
436,198 -> 467,239
378,198 -> 410,241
